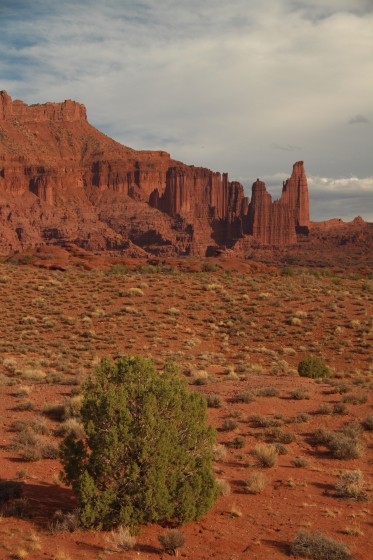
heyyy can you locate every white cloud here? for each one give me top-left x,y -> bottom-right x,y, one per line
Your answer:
307,176 -> 373,221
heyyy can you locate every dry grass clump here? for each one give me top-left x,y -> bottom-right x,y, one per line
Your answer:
265,427 -> 296,444
253,443 -> 278,468
21,367 -> 47,381
205,393 -> 222,408
315,403 -> 332,415
333,402 -> 349,415
255,386 -> 280,397
341,525 -> 364,536
229,504 -> 242,517
342,421 -> 363,439
213,443 -> 227,462
106,526 -> 136,551
294,412 -> 310,423
273,442 -> 289,455
204,282 -> 223,292
27,532 -> 41,551
14,400 -> 35,411
167,307 -> 180,316
11,427 -> 59,461
43,403 -> 66,421
126,287 -> 144,297
289,387 -> 310,400
49,510 -> 80,533
249,414 -> 283,428
335,470 -> 367,501
232,390 -> 256,403
289,316 -> 302,326
291,530 -> 352,560
222,418 -> 238,431
246,471 -> 267,494
11,417 -> 50,435
294,310 -> 308,319
158,529 -> 185,556
191,370 -> 210,385
54,418 -> 85,439
342,393 -> 368,405
63,395 -> 83,418
14,468 -> 28,480
326,381 -> 352,395
10,547 -> 29,559
312,428 -> 363,459
121,305 -> 138,314
282,346 -> 297,355
292,457 -> 310,468
230,435 -> 246,449
3,357 -> 19,374
43,396 -> 82,421
216,478 -> 231,496
12,385 -> 32,397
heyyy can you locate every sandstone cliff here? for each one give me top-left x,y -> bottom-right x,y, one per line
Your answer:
0,91 -> 310,255
246,162 -> 310,245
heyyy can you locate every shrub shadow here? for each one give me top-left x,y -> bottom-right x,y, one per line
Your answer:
21,480 -> 77,528
261,538 -> 290,555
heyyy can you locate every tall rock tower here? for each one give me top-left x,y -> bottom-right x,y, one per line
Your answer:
281,161 -> 310,229
246,161 -> 310,245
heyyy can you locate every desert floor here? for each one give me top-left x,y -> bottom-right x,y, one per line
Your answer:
0,251 -> 372,560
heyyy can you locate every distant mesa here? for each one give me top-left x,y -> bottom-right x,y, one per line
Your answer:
0,90 -> 367,258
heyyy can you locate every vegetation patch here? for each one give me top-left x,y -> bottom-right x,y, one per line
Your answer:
298,356 -> 330,379
60,356 -> 218,529
312,428 -> 363,459
291,530 -> 352,560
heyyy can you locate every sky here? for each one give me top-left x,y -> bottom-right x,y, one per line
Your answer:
1,0 -> 372,221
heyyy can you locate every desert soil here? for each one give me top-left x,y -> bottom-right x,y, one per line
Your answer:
0,250 -> 372,560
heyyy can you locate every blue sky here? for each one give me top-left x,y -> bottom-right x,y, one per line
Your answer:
1,0 -> 372,221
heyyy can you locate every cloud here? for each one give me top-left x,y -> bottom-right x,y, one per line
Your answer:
0,1 -> 372,220
296,174 -> 373,222
348,114 -> 370,124
308,175 -> 373,221
271,143 -> 301,152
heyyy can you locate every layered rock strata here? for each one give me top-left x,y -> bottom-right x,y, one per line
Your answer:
0,91 -> 310,255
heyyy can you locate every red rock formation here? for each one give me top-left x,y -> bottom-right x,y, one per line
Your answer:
0,91 -> 12,120
281,161 -> 310,229
247,179 -> 273,243
0,91 -> 312,255
246,162 -> 310,245
150,166 -> 246,222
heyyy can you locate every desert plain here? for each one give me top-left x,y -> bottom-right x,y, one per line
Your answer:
0,246 -> 372,560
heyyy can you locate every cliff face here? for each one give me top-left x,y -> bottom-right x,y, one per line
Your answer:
281,160 -> 310,229
0,91 -> 310,255
246,162 -> 309,245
